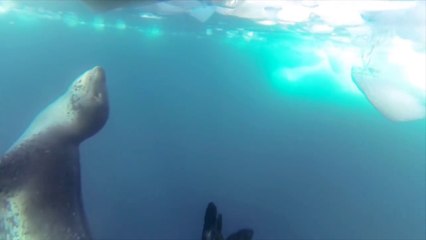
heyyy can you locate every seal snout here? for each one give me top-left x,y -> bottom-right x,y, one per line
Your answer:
86,66 -> 108,104
90,66 -> 105,83
86,66 -> 106,92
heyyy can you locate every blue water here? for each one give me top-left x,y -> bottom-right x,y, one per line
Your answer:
0,3 -> 425,240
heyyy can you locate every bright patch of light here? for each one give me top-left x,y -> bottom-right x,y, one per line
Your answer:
38,9 -> 61,21
324,45 -> 363,94
146,27 -> 163,38
210,0 -> 420,28
140,13 -> 162,20
226,30 -> 237,38
312,2 -> 365,26
17,11 -> 38,24
388,37 -> 426,92
243,31 -> 254,41
115,20 -> 126,30
0,1 -> 14,14
220,0 -> 241,8
256,20 -> 276,26
63,13 -> 79,27
92,17 -> 105,31
353,0 -> 416,12
310,24 -> 334,33
189,6 -> 215,22
0,6 -> 7,14
276,3 -> 311,23
205,28 -> 213,36
278,52 -> 329,83
279,68 -> 305,82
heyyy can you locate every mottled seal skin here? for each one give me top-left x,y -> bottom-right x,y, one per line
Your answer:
0,66 -> 109,240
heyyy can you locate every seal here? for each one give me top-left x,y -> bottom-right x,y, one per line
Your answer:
0,66 -> 109,240
202,202 -> 254,240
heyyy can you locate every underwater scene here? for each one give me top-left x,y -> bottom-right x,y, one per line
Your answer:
0,1 -> 425,240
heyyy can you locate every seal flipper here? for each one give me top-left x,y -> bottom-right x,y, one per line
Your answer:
202,202 -> 224,240
202,202 -> 254,240
226,229 -> 254,240
203,202 -> 218,233
217,214 -> 222,233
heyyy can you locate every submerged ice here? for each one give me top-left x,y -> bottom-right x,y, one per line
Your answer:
82,0 -> 426,122
1,0 -> 425,121
352,36 -> 426,121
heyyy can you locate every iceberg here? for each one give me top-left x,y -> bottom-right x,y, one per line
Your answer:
352,36 -> 425,121
78,0 -> 426,121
